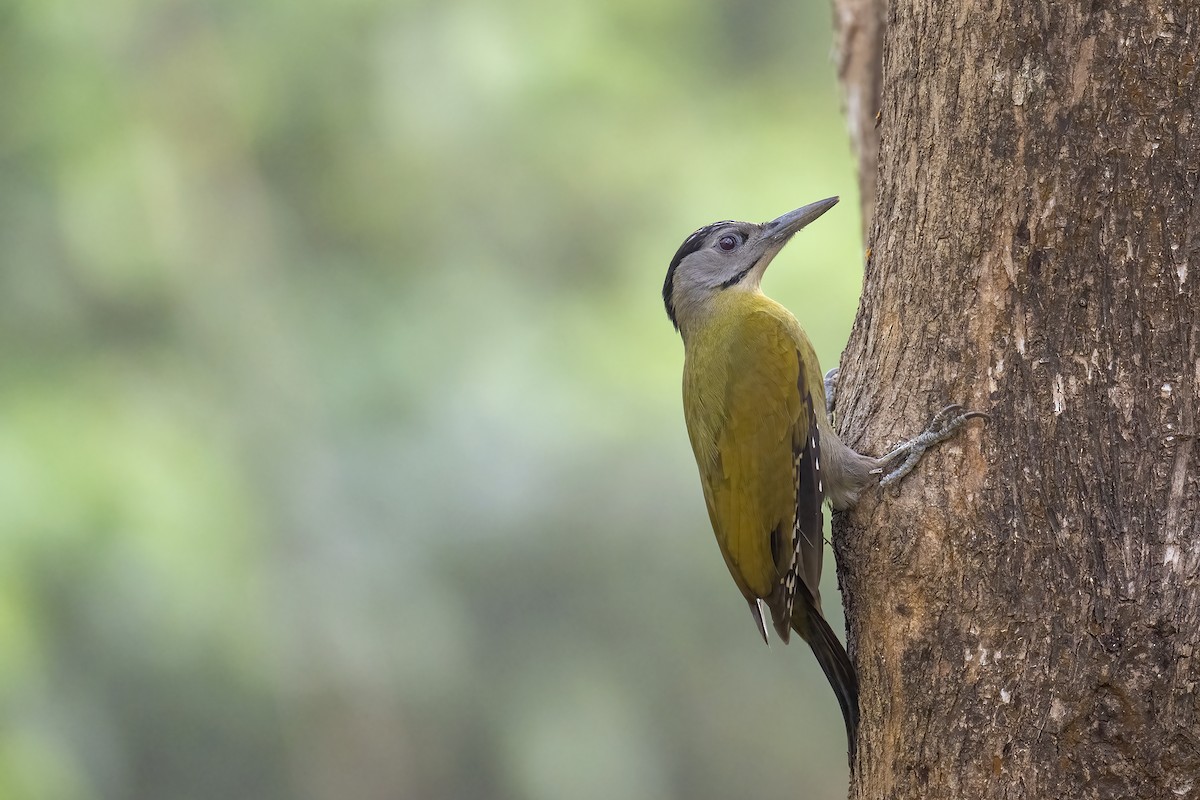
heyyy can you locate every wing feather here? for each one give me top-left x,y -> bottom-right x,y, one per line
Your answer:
792,385 -> 825,615
696,311 -> 822,614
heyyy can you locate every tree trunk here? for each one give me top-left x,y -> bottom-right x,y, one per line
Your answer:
831,0 -> 886,238
829,3 -> 1200,798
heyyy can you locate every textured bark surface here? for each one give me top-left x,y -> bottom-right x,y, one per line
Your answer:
831,3 -> 1200,799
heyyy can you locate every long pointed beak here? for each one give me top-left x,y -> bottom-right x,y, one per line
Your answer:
762,196 -> 839,242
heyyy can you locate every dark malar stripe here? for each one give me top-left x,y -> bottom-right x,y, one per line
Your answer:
718,264 -> 754,289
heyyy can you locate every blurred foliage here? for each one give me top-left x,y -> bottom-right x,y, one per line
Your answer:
1,0 -> 866,797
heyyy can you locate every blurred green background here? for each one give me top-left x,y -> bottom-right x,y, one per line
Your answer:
1,0 -> 867,797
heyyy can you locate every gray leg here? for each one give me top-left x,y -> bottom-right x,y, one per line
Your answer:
823,368 -> 840,419
876,404 -> 990,487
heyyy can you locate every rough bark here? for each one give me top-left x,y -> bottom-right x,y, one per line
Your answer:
830,3 -> 1200,799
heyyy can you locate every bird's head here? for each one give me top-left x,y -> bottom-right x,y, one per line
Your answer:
662,196 -> 838,333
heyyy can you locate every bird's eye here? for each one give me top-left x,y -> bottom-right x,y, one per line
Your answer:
717,235 -> 739,251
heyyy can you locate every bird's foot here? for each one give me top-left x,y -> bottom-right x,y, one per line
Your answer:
824,368 -> 840,419
875,404 -> 990,488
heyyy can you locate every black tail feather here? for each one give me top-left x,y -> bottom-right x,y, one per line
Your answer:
794,596 -> 859,767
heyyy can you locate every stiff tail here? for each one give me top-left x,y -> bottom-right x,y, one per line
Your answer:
793,594 -> 859,766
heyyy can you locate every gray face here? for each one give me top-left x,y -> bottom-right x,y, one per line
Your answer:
662,197 -> 839,332
661,221 -> 769,330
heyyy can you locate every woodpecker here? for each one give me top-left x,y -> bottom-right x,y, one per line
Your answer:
663,196 -> 985,763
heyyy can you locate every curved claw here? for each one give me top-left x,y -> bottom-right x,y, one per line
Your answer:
877,404 -> 990,488
928,404 -> 964,430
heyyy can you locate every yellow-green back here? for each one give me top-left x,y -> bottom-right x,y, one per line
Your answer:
681,291 -> 823,604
